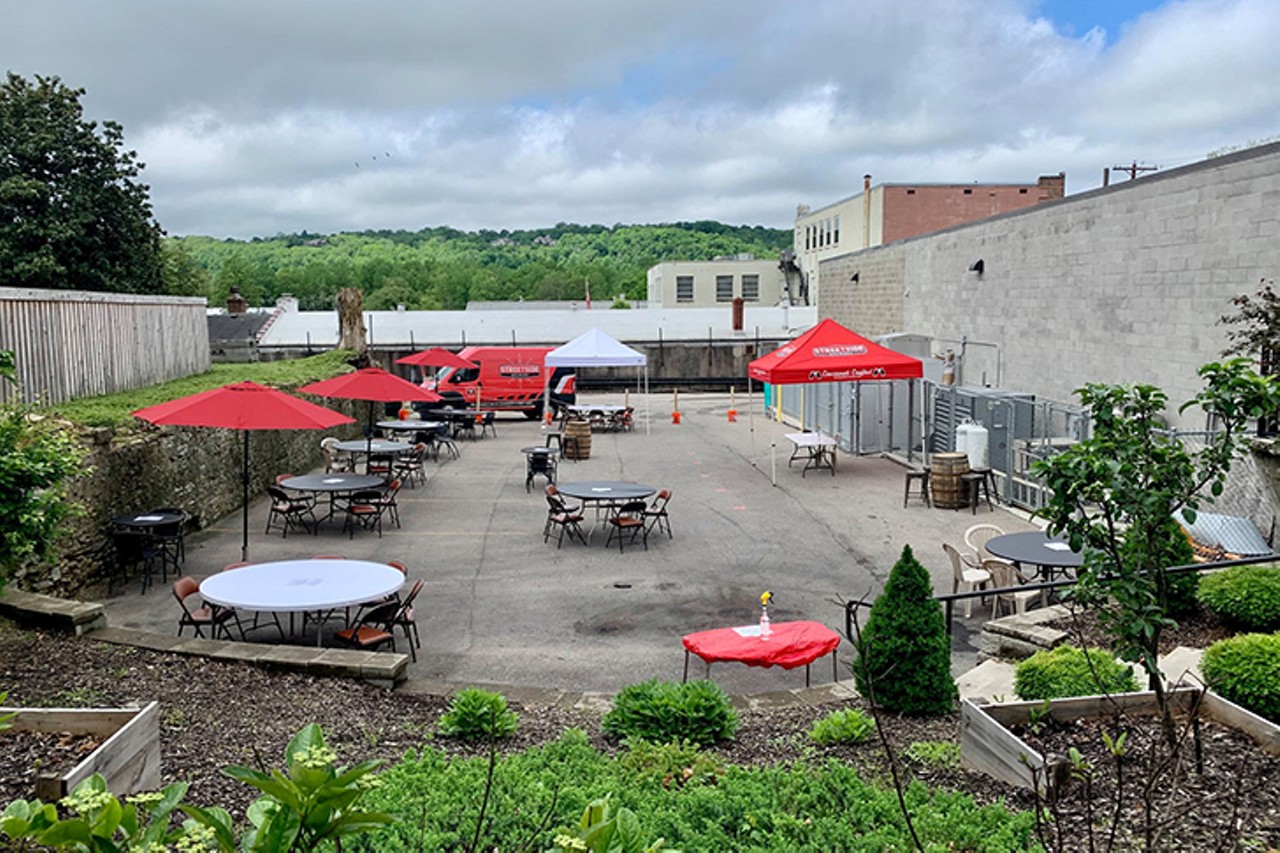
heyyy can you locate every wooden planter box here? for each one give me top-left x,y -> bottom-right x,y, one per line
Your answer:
1,701 -> 160,799
960,688 -> 1280,792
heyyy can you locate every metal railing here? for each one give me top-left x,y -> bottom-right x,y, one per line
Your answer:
843,552 -> 1280,643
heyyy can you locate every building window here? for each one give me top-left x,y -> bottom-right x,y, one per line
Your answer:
676,275 -> 694,303
832,215 -> 840,245
963,188 -> 973,195
715,275 -> 734,302
906,188 -> 916,195
742,274 -> 759,301
1019,188 -> 1028,194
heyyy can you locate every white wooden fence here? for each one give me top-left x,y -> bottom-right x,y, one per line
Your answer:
0,288 -> 209,405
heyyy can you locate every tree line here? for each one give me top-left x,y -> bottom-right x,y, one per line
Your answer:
177,223 -> 791,311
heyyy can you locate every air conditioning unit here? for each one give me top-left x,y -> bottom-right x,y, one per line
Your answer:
931,386 -> 1036,474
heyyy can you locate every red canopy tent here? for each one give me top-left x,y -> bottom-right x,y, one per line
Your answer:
748,318 -> 923,384
747,320 -> 924,472
395,348 -> 474,370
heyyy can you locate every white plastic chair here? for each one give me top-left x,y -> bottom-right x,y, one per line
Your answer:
963,522 -> 1006,568
942,542 -> 991,618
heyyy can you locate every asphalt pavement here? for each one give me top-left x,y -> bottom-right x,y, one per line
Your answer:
100,393 -> 1041,695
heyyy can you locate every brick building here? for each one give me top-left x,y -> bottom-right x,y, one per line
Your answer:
794,173 -> 1064,303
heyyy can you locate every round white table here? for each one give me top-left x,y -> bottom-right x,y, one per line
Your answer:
201,559 -> 404,645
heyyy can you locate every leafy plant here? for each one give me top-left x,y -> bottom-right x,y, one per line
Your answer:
437,688 -> 519,740
616,740 -> 725,789
904,740 -> 961,769
1201,633 -> 1280,723
194,722 -> 393,851
855,544 -> 958,715
602,680 -> 738,747
1013,645 -> 1140,701
807,708 -> 875,744
548,795 -> 676,852
0,356 -> 86,589
1198,564 -> 1280,630
0,775 -> 203,852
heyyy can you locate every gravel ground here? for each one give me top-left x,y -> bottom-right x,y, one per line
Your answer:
5,618 -> 1280,851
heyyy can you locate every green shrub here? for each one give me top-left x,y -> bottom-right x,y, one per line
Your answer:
1198,564 -> 1280,630
437,688 -> 519,740
602,680 -> 738,747
1201,633 -> 1280,723
905,740 -> 962,769
1013,645 -> 1139,701
855,545 -> 958,715
807,708 -> 875,744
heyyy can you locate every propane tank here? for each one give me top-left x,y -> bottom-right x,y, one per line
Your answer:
955,419 -> 989,470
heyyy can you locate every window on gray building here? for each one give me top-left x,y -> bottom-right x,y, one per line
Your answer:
741,274 -> 759,301
676,275 -> 694,302
715,275 -> 734,302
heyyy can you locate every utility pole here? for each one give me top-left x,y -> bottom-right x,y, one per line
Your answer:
1105,161 -> 1156,185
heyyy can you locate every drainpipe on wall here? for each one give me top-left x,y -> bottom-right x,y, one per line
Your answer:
862,174 -> 872,249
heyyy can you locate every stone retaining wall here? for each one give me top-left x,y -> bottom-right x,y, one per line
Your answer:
12,397 -> 363,597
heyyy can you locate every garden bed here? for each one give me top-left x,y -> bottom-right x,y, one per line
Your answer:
0,702 -> 159,800
961,690 -> 1280,850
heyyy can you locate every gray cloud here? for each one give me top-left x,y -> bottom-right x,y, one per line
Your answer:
5,0 -> 1277,238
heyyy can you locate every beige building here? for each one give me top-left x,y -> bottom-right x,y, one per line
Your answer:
793,173 -> 1065,303
645,257 -> 790,308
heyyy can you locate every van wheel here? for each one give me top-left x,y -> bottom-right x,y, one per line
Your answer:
524,405 -> 542,420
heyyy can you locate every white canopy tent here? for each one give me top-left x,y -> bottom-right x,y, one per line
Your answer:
544,328 -> 650,435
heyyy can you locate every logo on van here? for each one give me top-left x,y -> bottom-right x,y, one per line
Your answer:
499,364 -> 540,378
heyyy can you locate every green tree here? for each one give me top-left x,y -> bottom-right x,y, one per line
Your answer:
0,73 -> 165,293
855,544 -> 957,715
1033,359 -> 1280,744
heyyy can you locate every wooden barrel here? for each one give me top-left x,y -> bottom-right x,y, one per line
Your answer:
930,452 -> 970,509
564,418 -> 592,460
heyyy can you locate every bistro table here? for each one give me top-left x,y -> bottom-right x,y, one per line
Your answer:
113,510 -> 184,530
556,481 -> 656,539
785,432 -> 838,477
375,419 -> 443,436
682,620 -> 841,687
985,530 -> 1084,583
335,438 -> 412,474
200,559 -> 404,646
279,474 -> 386,523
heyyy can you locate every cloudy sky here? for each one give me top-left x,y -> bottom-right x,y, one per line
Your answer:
6,0 -> 1279,239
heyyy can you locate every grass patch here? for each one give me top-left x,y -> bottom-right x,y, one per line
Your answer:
45,350 -> 357,428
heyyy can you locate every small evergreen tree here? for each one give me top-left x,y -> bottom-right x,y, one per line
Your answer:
855,544 -> 957,715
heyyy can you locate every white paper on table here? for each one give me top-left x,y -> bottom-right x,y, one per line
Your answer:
733,625 -> 763,637
135,515 -> 164,521
322,478 -> 344,484
1045,542 -> 1071,551
591,487 -> 610,492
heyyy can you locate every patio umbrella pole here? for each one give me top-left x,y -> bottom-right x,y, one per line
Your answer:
242,430 -> 251,562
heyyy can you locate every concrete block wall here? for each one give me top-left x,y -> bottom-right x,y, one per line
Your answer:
819,246 -> 908,337
819,142 -> 1280,423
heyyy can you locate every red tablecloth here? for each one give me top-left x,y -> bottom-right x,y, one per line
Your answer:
682,620 -> 841,670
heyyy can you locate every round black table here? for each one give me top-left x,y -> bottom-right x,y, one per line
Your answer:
279,474 -> 386,523
113,511 -> 184,529
985,531 -> 1083,581
556,481 -> 656,503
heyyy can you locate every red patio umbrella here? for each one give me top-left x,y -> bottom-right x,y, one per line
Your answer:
298,367 -> 443,456
395,348 -> 475,370
132,381 -> 356,562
